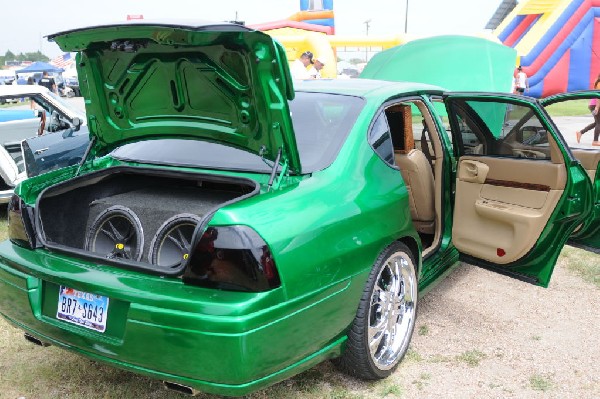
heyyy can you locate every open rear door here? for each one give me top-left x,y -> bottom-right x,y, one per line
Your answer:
541,91 -> 600,252
444,93 -> 594,287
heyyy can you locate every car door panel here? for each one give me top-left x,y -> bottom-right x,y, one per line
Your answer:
453,156 -> 566,265
568,149 -> 600,249
444,93 -> 594,286
571,149 -> 600,181
541,92 -> 600,249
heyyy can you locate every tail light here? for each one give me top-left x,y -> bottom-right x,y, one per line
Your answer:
8,194 -> 37,249
183,225 -> 281,292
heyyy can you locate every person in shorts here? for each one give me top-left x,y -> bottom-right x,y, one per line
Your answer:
514,66 -> 529,94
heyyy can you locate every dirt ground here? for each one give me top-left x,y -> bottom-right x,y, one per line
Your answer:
1,248 -> 598,399
386,255 -> 600,399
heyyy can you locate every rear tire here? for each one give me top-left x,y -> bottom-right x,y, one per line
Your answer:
334,242 -> 418,379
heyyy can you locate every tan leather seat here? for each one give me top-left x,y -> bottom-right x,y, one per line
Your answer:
387,105 -> 435,234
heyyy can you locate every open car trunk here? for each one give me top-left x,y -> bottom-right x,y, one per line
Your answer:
36,167 -> 258,274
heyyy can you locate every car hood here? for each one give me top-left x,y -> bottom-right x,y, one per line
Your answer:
48,21 -> 300,172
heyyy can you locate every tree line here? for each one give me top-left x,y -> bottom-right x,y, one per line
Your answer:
1,50 -> 50,66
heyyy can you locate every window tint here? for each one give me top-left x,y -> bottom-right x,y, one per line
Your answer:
291,92 -> 365,171
112,92 -> 365,174
368,112 -> 394,165
450,99 -> 552,160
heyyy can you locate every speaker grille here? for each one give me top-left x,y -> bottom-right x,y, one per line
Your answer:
85,205 -> 144,261
149,214 -> 202,268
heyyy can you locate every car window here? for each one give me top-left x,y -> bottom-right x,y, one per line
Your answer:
368,112 -> 394,165
543,96 -> 600,150
113,92 -> 365,174
449,99 -> 552,160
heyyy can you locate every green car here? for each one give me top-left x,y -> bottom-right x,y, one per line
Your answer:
0,22 -> 598,397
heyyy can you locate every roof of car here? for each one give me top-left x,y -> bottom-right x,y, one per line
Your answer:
0,85 -> 51,96
294,78 -> 445,99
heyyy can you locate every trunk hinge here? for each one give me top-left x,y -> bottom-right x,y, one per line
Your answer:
261,146 -> 289,191
75,136 -> 97,177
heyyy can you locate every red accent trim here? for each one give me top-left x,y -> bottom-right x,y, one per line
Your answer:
542,48 -> 571,96
504,14 -> 539,47
591,17 -> 600,86
497,248 -> 506,257
249,20 -> 334,34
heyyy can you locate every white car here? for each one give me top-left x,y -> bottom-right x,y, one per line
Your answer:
0,85 -> 86,203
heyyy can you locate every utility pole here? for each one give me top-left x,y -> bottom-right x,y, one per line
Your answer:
404,0 -> 409,33
364,19 -> 371,61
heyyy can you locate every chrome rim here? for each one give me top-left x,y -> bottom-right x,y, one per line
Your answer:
368,251 -> 417,370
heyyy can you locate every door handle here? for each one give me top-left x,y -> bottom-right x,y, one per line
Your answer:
34,148 -> 49,155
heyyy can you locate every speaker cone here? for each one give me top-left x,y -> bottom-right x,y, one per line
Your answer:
85,205 -> 144,261
149,214 -> 201,268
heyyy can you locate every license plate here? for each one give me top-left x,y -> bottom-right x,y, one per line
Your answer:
56,286 -> 109,333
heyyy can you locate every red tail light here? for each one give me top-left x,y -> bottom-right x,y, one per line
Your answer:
8,194 -> 36,249
183,225 -> 281,292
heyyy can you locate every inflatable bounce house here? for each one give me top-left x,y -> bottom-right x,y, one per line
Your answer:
251,0 -> 405,78
495,0 -> 600,97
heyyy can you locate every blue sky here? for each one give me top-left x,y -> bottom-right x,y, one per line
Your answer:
0,0 -> 503,57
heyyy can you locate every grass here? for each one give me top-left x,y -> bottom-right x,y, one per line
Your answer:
529,374 -> 553,392
544,99 -> 591,117
417,324 -> 429,336
456,350 -> 487,367
560,246 -> 600,288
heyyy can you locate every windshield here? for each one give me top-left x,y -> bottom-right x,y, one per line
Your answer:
112,92 -> 365,174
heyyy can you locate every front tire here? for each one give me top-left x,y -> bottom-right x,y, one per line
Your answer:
335,242 -> 418,379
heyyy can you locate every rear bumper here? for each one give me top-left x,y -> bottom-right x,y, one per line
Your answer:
0,188 -> 13,203
0,241 -> 358,396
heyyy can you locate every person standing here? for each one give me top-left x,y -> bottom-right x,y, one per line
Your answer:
291,51 -> 313,80
576,74 -> 600,146
308,56 -> 325,79
514,66 -> 529,94
38,71 -> 57,94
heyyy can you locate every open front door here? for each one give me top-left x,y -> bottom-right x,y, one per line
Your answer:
444,93 -> 594,287
541,91 -> 600,252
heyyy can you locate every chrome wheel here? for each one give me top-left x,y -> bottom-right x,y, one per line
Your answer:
367,251 -> 417,370
333,242 -> 418,380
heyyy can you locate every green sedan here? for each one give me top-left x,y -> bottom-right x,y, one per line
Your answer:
0,22 -> 598,397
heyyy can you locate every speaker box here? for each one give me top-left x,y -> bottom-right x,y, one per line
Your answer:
148,213 -> 202,268
84,187 -> 233,263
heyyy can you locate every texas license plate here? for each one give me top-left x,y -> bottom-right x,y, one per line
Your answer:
56,286 -> 109,333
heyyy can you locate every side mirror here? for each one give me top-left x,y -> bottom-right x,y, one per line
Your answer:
72,117 -> 82,132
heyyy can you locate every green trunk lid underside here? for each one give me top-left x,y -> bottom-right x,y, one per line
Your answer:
48,22 -> 300,173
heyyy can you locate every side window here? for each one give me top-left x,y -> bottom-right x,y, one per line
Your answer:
450,99 -> 552,160
430,97 -> 453,150
368,112 -> 394,165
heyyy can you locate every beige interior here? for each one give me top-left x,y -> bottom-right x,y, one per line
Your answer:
571,149 -> 600,181
452,154 -> 566,264
385,101 -> 445,255
390,105 -> 436,235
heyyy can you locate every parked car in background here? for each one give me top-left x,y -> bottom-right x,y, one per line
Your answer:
0,85 -> 87,202
0,22 -> 598,397
64,75 -> 80,97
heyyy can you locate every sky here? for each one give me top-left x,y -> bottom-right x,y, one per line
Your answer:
0,0 -> 504,58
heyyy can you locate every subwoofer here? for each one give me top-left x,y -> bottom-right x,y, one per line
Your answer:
148,213 -> 202,268
85,205 -> 144,261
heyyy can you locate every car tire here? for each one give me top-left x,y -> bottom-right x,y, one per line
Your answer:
334,241 -> 418,380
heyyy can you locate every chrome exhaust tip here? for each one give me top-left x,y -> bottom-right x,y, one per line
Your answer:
23,333 -> 51,347
163,381 -> 201,396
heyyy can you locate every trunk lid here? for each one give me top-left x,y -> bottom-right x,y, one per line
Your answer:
48,21 -> 300,172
